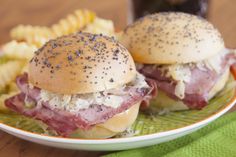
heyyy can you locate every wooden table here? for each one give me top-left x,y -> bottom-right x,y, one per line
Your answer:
0,0 -> 235,156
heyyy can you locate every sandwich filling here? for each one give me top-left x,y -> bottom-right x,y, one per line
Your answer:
137,49 -> 236,109
39,73 -> 150,112
5,73 -> 157,136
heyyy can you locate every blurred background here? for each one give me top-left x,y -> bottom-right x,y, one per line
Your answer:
0,0 -> 235,47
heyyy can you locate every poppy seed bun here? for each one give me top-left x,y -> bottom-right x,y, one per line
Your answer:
29,32 -> 136,94
120,12 -> 224,64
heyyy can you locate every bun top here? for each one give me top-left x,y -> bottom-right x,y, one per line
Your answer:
120,12 -> 225,64
29,32 -> 136,94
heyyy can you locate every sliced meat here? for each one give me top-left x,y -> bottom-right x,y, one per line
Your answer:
139,52 -> 236,109
5,73 -> 156,136
16,73 -> 40,101
5,93 -> 78,135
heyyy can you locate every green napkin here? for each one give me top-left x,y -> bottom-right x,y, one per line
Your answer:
105,111 -> 236,157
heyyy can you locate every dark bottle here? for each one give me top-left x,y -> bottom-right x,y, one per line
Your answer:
132,0 -> 209,19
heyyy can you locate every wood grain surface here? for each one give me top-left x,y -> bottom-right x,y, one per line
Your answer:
0,0 -> 235,157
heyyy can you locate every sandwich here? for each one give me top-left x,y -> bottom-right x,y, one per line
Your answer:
120,12 -> 236,111
5,32 -> 156,138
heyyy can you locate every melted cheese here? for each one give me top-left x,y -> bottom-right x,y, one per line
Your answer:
94,93 -> 124,108
167,64 -> 191,83
164,64 -> 191,99
130,72 -> 149,88
39,72 -> 149,113
174,80 -> 185,99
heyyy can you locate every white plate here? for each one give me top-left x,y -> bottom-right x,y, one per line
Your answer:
0,96 -> 235,151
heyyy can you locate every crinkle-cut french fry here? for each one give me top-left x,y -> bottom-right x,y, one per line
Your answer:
10,9 -> 96,47
0,61 -> 24,89
2,41 -> 37,60
7,82 -> 19,93
21,62 -> 29,73
51,9 -> 96,37
10,25 -> 53,47
83,18 -> 115,37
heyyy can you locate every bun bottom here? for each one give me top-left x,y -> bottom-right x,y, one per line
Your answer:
151,69 -> 229,111
150,90 -> 189,111
70,102 -> 140,139
208,69 -> 229,99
